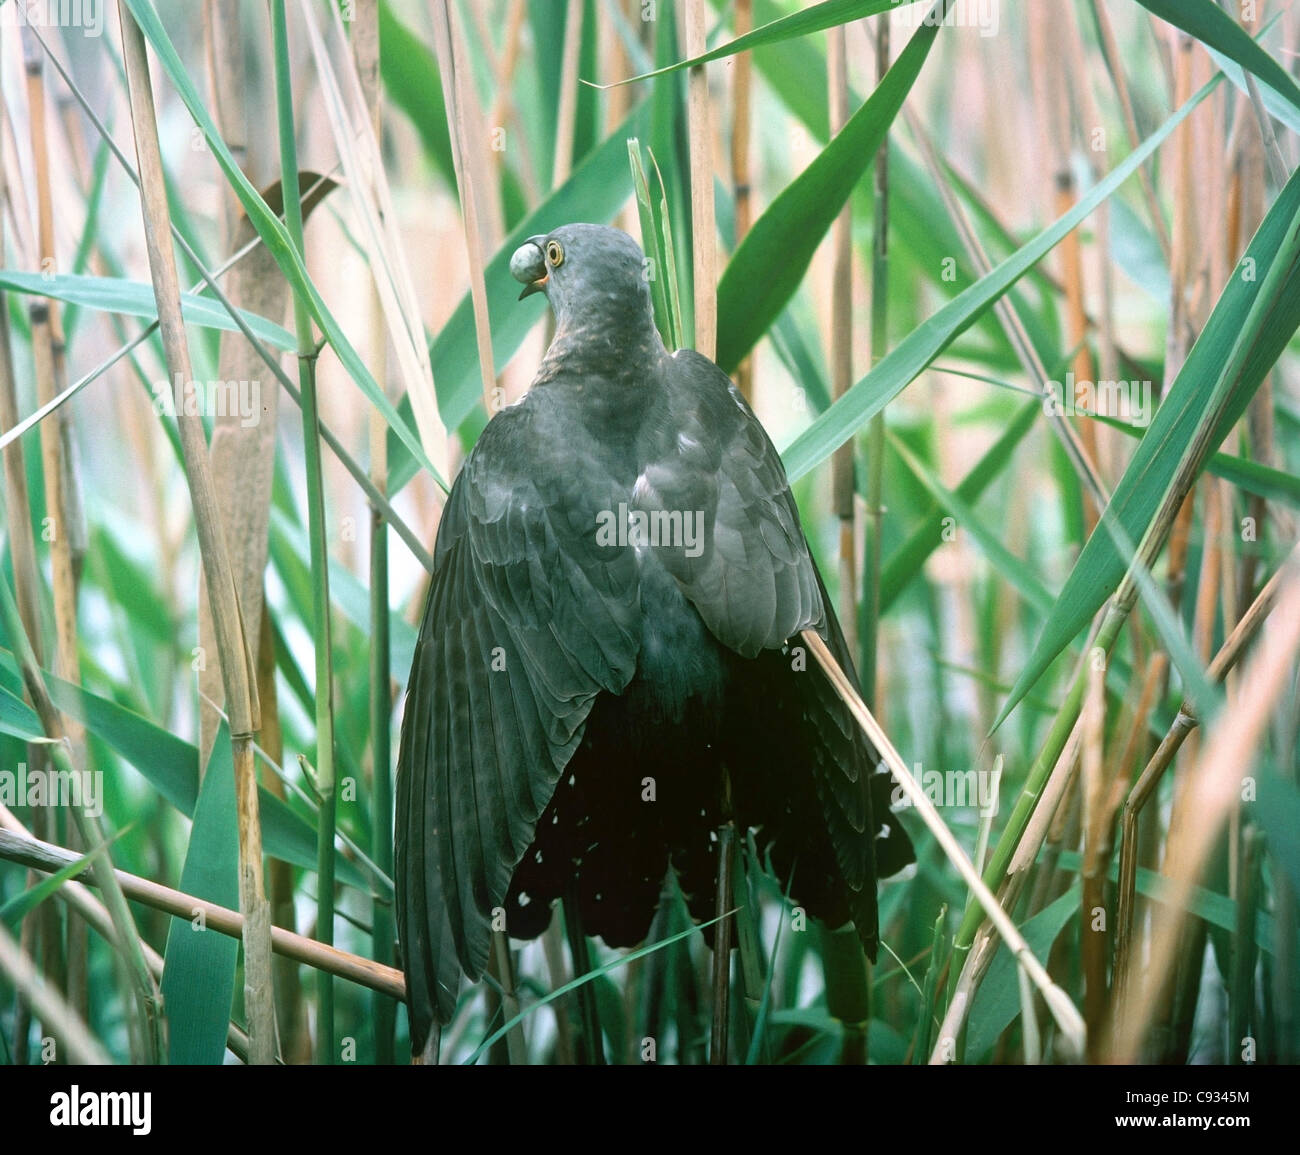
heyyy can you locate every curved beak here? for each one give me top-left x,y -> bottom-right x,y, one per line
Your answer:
511,234 -> 549,301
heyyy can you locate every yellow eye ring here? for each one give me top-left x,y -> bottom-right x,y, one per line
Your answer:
546,240 -> 564,267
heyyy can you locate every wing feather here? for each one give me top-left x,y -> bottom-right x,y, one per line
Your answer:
641,350 -> 911,957
395,400 -> 639,1050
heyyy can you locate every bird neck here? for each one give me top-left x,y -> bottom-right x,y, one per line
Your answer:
538,312 -> 666,388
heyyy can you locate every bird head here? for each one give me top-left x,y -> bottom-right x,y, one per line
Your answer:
509,223 -> 654,336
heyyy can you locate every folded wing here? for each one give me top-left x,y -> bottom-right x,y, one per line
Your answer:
395,401 -> 640,1047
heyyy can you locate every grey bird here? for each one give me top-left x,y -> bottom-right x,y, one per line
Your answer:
394,223 -> 914,1055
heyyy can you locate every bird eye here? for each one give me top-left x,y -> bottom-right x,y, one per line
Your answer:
546,240 -> 564,267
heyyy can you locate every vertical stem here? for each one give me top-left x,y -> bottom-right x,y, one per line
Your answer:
270,0 -> 336,1065
118,0 -> 269,1062
366,252 -> 397,1037
731,835 -> 765,1057
24,305 -> 70,1016
1037,2 -> 1098,533
823,24 -> 874,1063
562,887 -> 604,1065
0,38 -> 62,1055
351,0 -> 397,1067
1080,657 -> 1108,1060
1236,2 -> 1270,613
1155,31 -> 1215,1061
731,0 -> 754,401
1229,828 -> 1261,1063
860,16 -> 890,705
431,0 -> 500,418
23,35 -> 90,1022
1057,170 -> 1098,534
912,908 -> 946,1063
709,818 -> 735,1065
948,618 -> 1109,988
202,0 -> 248,241
685,0 -> 716,358
541,922 -> 576,1063
21,34 -> 83,708
28,306 -> 78,694
0,555 -> 163,1061
1090,0 -> 1172,261
0,320 -> 42,663
553,0 -> 584,189
490,931 -> 527,1064
827,26 -> 858,663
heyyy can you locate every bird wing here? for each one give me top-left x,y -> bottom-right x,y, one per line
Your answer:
635,350 -> 824,655
395,397 -> 640,1041
639,349 -> 898,933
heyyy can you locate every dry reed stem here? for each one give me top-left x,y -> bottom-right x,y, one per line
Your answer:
430,0 -> 500,419
28,307 -> 79,688
0,917 -> 109,1065
827,24 -> 857,660
0,805 -> 255,1060
11,34 -> 91,1028
118,1 -> 273,1062
553,0 -> 584,189
1033,1 -> 1099,534
685,0 -> 716,358
18,24 -> 435,571
800,630 -> 1087,1058
1112,559 -> 1300,1062
0,328 -> 43,657
1080,658 -> 1109,1058
304,0 -> 450,483
731,0 -> 754,401
1110,548 -> 1292,1038
938,705 -> 1085,1057
0,57 -> 46,667
197,0 -> 268,770
492,0 -> 540,206
203,0 -> 250,232
22,39 -> 83,729
903,107 -> 1109,513
1091,0 -> 1172,261
0,823 -> 406,1002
